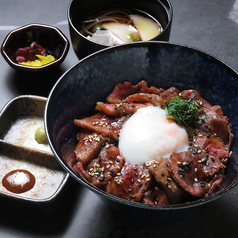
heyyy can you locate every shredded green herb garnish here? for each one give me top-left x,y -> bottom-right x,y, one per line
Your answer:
163,94 -> 205,132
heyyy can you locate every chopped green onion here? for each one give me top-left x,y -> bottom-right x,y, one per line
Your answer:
163,95 -> 205,131
92,24 -> 102,33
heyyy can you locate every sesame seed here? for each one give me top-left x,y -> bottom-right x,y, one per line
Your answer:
222,158 -> 228,163
83,133 -> 101,144
105,144 -> 111,149
145,161 -> 151,166
144,190 -> 152,196
141,174 -> 145,179
167,177 -> 172,182
128,187 -> 132,192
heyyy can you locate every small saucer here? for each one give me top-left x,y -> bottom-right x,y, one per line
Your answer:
1,23 -> 69,72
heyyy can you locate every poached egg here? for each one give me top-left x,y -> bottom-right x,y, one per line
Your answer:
118,106 -> 189,164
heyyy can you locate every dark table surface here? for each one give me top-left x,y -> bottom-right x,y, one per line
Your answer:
1,0 -> 238,237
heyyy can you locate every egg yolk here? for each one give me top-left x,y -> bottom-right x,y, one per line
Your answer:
118,106 -> 189,164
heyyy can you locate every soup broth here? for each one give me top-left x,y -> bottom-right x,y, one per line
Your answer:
80,8 -> 163,46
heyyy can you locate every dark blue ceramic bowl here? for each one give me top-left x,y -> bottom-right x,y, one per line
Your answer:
45,42 -> 238,219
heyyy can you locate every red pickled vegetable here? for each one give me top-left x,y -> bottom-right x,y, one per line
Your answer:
16,56 -> 26,63
15,42 -> 50,63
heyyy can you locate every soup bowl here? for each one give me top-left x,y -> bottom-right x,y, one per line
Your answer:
68,0 -> 173,59
45,42 -> 238,219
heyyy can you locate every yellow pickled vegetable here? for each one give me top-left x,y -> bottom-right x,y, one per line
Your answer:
20,55 -> 55,66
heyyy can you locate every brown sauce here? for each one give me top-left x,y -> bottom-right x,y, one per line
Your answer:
2,169 -> 36,193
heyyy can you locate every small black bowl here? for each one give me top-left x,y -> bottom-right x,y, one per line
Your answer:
68,0 -> 173,59
45,42 -> 238,219
1,23 -> 69,72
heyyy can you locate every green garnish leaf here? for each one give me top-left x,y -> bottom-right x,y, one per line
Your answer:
129,34 -> 141,42
163,95 -> 205,131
